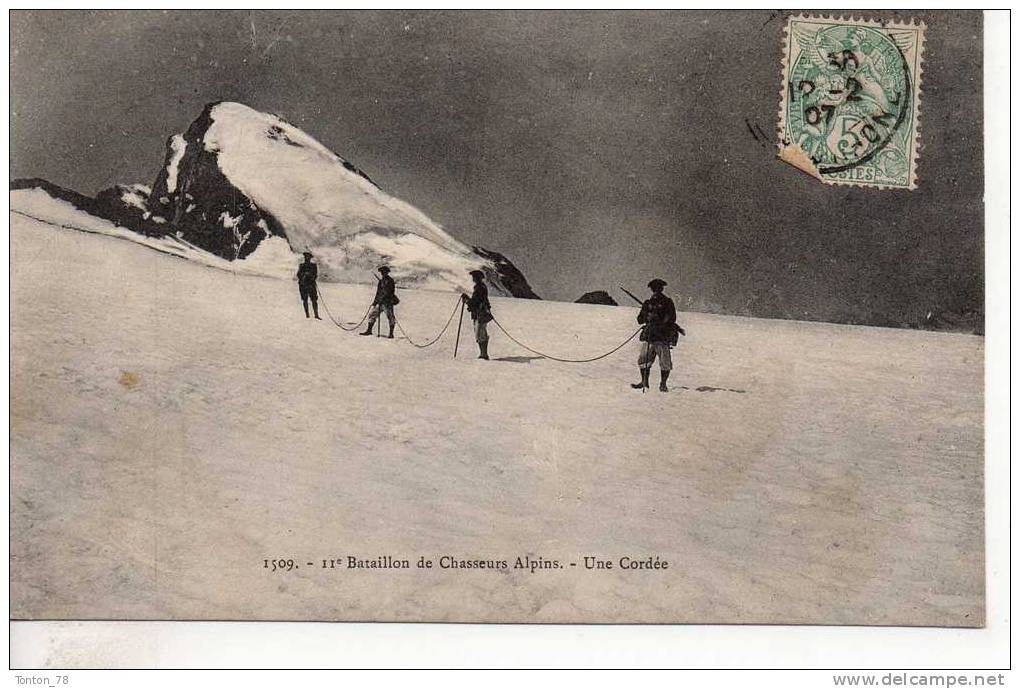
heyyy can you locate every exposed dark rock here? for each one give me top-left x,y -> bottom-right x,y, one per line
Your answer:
146,103 -> 284,260
576,290 -> 618,306
93,184 -> 166,236
10,178 -> 160,235
472,246 -> 540,300
920,308 -> 984,336
11,178 -> 104,217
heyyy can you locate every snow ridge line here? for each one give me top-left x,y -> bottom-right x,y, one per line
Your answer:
10,208 -> 194,264
17,204 -> 644,362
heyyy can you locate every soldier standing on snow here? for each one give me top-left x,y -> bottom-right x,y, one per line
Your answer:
461,269 -> 492,360
632,278 -> 682,392
297,251 -> 321,320
360,266 -> 399,338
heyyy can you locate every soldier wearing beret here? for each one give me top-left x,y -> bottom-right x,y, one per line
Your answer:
361,266 -> 399,338
632,278 -> 682,392
461,269 -> 493,360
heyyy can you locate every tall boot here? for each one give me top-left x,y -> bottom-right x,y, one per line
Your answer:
387,320 -> 395,339
659,369 -> 670,392
478,340 -> 489,360
312,301 -> 322,320
631,367 -> 650,391
303,299 -> 310,318
360,319 -> 376,335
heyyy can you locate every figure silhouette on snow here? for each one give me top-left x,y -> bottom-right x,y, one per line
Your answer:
632,278 -> 682,392
297,251 -> 321,320
462,269 -> 493,360
361,266 -> 399,338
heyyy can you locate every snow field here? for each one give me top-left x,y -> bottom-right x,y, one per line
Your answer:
10,214 -> 983,624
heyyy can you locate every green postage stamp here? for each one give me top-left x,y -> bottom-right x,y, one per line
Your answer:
778,15 -> 926,189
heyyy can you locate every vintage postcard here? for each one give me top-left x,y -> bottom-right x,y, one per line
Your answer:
10,10 -> 984,629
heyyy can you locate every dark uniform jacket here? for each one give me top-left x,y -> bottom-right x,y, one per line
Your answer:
466,282 -> 492,323
638,292 -> 677,343
373,274 -> 398,306
297,261 -> 318,286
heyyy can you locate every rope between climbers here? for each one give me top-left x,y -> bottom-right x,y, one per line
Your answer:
319,286 -> 460,348
317,289 -> 373,332
393,299 -> 462,348
489,316 -> 643,363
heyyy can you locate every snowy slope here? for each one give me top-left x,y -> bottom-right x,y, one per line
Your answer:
10,187 -> 298,279
10,215 -> 984,625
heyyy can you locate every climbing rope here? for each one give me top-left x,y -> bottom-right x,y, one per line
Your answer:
317,288 -> 373,332
319,286 -> 460,349
489,315 -> 643,363
323,287 -> 642,362
393,299 -> 463,348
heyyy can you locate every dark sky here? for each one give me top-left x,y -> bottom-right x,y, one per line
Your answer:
10,10 -> 983,326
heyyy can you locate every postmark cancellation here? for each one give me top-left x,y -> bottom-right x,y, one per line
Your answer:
778,15 -> 925,189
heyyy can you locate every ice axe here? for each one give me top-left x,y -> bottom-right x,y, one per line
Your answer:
453,297 -> 466,359
371,270 -> 382,337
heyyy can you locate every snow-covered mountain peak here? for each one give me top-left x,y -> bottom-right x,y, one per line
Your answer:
201,102 -> 355,171
144,101 -> 538,297
11,101 -> 539,298
194,101 -> 468,258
